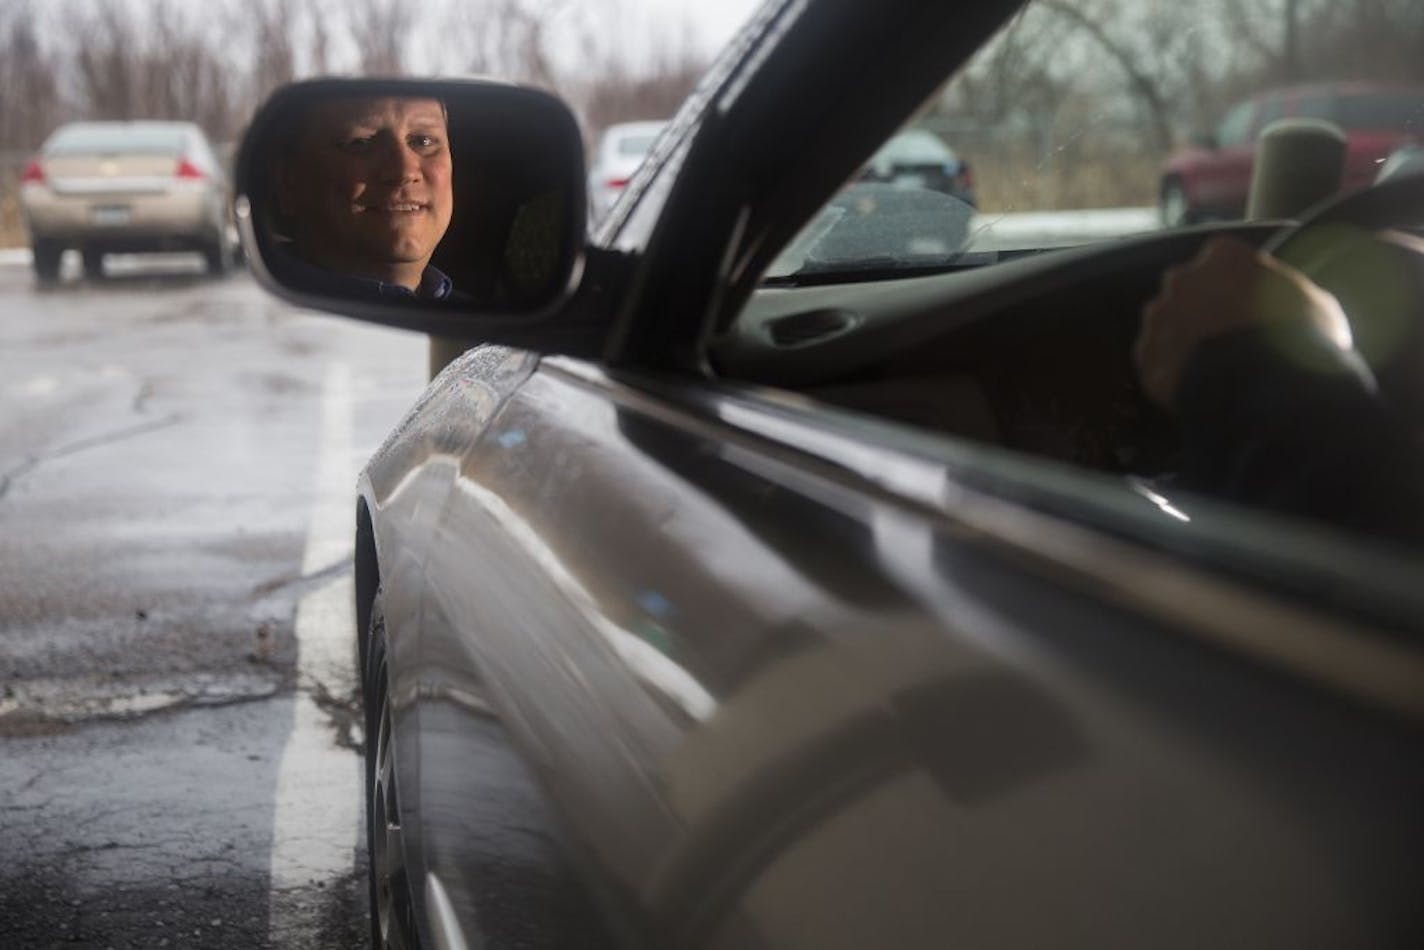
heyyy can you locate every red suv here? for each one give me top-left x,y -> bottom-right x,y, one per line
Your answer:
1159,82 -> 1424,225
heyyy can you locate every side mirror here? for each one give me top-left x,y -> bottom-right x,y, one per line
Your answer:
235,78 -> 588,336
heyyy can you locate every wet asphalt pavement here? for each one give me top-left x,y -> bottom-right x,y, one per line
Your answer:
0,253 -> 428,948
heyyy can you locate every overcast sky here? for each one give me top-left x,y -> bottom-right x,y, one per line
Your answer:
547,0 -> 765,76
654,0 -> 763,54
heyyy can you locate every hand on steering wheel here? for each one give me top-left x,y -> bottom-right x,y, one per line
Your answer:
1134,237 -> 1353,410
1135,170 -> 1424,411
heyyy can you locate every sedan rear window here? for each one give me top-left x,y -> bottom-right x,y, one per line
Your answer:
871,129 -> 956,165
46,126 -> 189,156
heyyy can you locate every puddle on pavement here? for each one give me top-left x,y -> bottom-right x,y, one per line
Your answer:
0,669 -> 284,735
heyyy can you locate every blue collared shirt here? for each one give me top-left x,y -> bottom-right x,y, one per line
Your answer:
279,252 -> 455,301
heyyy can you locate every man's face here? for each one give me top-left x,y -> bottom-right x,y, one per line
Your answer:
281,96 -> 453,287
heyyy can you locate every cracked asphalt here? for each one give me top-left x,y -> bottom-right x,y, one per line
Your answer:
0,253 -> 427,948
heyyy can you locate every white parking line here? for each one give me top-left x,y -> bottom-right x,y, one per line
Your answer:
267,361 -> 364,945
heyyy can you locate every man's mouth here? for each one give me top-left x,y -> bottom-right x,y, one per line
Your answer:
358,201 -> 428,213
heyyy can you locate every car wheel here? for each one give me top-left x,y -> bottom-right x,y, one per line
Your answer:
1160,178 -> 1194,228
31,240 -> 61,284
203,239 -> 230,277
366,597 -> 420,950
82,248 -> 105,280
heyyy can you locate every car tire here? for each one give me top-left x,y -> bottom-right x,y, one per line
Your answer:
32,240 -> 61,284
203,239 -> 230,277
1159,177 -> 1195,228
82,248 -> 105,281
365,594 -> 421,950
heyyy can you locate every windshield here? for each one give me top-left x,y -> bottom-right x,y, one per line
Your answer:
766,0 -> 1424,283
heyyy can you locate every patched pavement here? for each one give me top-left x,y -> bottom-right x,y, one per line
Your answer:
0,256 -> 425,948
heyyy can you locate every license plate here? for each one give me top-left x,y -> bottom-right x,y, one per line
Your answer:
90,205 -> 132,225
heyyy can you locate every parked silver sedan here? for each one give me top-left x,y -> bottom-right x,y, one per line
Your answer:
20,120 -> 237,281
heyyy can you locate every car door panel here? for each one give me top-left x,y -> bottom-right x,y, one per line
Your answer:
380,352 -> 1423,948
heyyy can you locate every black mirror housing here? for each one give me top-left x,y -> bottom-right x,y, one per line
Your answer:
235,77 -> 589,337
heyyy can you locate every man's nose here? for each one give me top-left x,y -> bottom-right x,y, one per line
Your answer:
376,137 -> 421,182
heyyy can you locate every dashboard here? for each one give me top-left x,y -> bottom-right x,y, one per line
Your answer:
713,223 -> 1281,474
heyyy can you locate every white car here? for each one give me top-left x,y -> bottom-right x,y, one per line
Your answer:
585,120 -> 666,225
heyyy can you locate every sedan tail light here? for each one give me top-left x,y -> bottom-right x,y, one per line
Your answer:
20,159 -> 45,185
955,161 -> 974,191
175,158 -> 206,180
606,176 -> 630,189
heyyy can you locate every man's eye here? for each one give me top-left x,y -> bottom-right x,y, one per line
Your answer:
337,135 -> 376,152
410,134 -> 440,150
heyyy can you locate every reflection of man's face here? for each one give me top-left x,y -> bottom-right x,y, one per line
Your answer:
281,97 -> 453,290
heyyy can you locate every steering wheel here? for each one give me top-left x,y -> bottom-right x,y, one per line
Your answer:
1262,168 -> 1424,266
1261,169 -> 1424,417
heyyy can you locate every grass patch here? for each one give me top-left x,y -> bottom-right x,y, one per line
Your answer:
968,148 -> 1163,213
0,173 -> 27,248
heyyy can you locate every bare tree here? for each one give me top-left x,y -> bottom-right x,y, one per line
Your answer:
344,0 -> 415,75
450,0 -> 572,88
251,0 -> 301,101
576,60 -> 704,133
0,1 -> 64,150
1038,0 -> 1176,153
308,0 -> 333,75
562,2 -> 707,133
72,1 -> 142,121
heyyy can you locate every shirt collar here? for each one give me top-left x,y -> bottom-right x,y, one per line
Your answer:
278,252 -> 454,301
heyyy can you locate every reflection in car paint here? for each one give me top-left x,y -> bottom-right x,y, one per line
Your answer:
1126,475 -> 1193,523
495,428 -> 527,449
636,589 -> 675,618
451,474 -> 716,723
713,398 -> 948,506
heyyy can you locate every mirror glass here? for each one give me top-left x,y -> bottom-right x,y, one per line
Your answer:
237,79 -> 585,314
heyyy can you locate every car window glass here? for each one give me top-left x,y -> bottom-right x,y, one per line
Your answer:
617,134 -> 661,157
1216,102 -> 1255,147
767,0 -> 1224,282
46,125 -> 188,156
1294,91 -> 1335,121
729,0 -> 1424,559
1335,91 -> 1424,133
758,0 -> 1364,286
870,129 -> 956,166
1251,96 -> 1287,133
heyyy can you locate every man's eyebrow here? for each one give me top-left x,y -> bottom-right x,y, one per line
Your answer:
324,114 -> 382,131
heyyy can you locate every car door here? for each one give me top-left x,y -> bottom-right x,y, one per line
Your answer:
389,2 -> 1424,946
410,336 -> 1423,947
